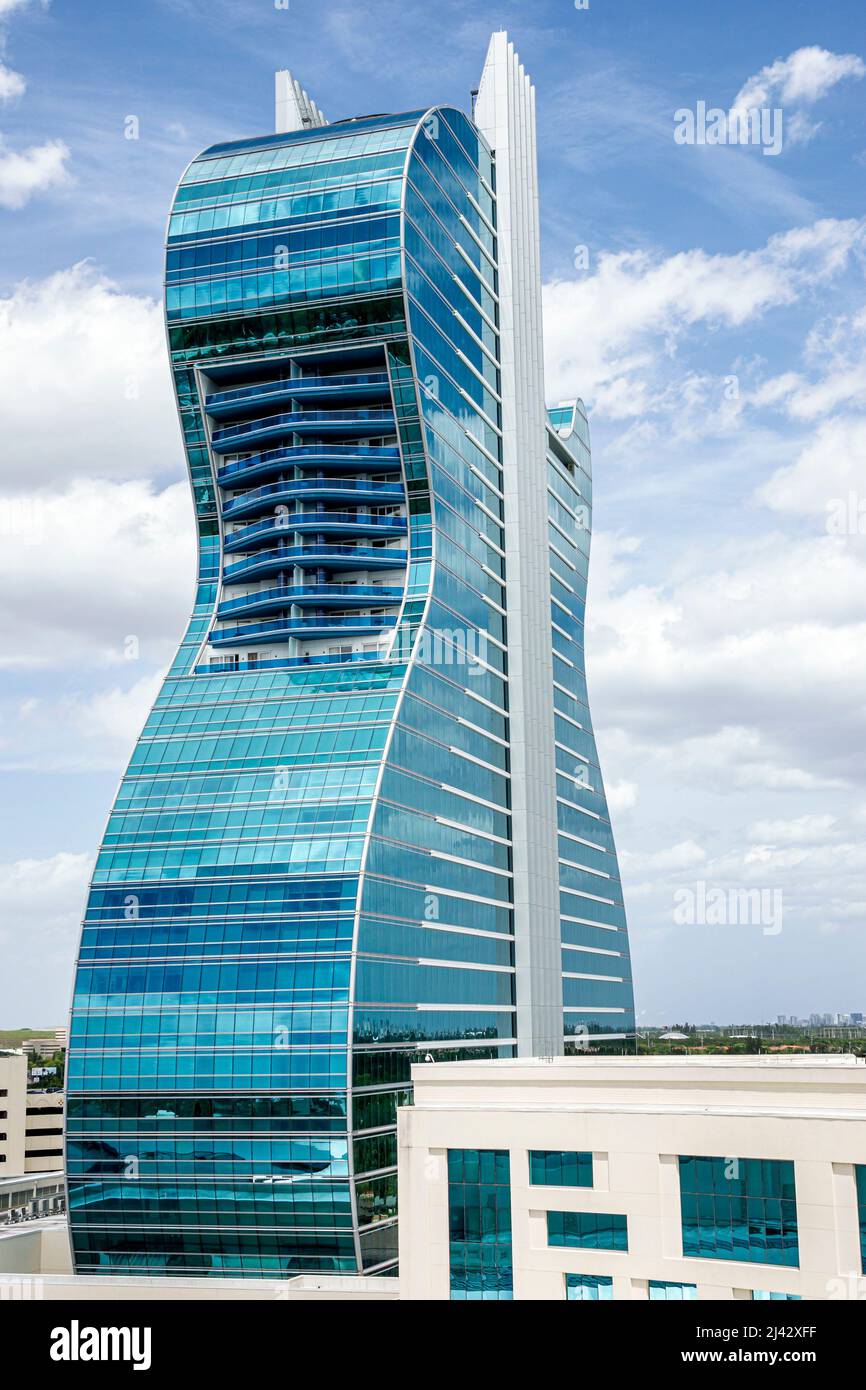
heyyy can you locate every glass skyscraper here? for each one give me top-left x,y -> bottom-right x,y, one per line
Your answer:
66,33 -> 635,1279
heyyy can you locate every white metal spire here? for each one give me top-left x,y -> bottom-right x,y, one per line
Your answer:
475,32 -> 564,1059
275,70 -> 328,133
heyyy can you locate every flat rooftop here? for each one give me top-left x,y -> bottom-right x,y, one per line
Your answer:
408,1054 -> 866,1119
0,1169 -> 64,1191
415,1053 -> 865,1072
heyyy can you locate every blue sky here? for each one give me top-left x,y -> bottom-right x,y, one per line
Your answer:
0,0 -> 864,1027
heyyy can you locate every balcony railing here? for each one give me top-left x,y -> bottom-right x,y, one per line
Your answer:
210,614 -> 398,646
216,583 -> 404,618
221,544 -> 408,583
224,512 -> 408,552
216,445 -> 401,487
222,478 -> 404,520
205,371 -> 390,414
210,409 -> 396,454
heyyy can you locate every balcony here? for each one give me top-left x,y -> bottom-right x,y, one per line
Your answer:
223,512 -> 408,553
210,409 -> 396,455
222,545 -> 408,584
205,372 -> 391,421
216,445 -> 401,489
216,584 -> 404,620
222,478 -> 405,522
200,650 -> 386,674
209,614 -> 399,647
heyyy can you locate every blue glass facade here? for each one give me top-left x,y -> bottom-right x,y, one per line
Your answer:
547,1210 -> 629,1251
752,1290 -> 802,1300
566,1273 -> 612,1300
66,74 -> 633,1276
447,1149 -> 513,1300
529,1150 -> 593,1187
648,1280 -> 697,1300
546,405 -> 635,1049
679,1156 -> 799,1268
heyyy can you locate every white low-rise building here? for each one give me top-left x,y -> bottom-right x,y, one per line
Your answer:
397,1055 -> 866,1301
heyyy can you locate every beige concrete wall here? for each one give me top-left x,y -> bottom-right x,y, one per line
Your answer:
0,1055 -> 28,1176
0,1227 -> 42,1275
0,1221 -> 71,1278
0,1058 -> 63,1177
41,1224 -> 73,1274
23,1091 -> 64,1174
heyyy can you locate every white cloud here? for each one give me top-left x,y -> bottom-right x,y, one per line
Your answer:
0,263 -> 179,484
622,839 -> 706,873
588,526 -> 866,793
1,671 -> 165,772
732,46 -> 865,145
0,59 -> 24,101
757,415 -> 866,518
0,852 -> 91,952
606,779 -> 638,814
0,0 -> 46,15
0,477 -> 194,668
753,363 -> 866,421
748,814 -> 839,844
72,672 -> 164,747
744,838 -> 866,874
542,218 -> 865,413
0,133 -> 69,207
750,371 -> 804,409
0,2 -> 66,205
783,112 -> 821,148
734,46 -> 865,114
0,851 -> 91,1025
750,308 -> 866,422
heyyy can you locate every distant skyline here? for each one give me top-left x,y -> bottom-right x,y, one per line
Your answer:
0,0 -> 864,1025
6,1010 -> 865,1032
